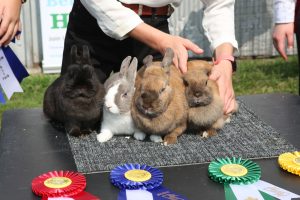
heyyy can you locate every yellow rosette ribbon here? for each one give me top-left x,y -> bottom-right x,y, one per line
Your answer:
278,151 -> 300,176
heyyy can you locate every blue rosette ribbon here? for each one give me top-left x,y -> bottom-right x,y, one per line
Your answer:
110,163 -> 187,200
110,163 -> 163,190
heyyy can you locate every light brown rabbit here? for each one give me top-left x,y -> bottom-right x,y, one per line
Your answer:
183,60 -> 237,138
131,48 -> 188,145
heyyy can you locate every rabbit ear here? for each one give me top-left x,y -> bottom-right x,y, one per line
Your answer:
161,48 -> 174,74
82,45 -> 91,64
119,56 -> 132,78
70,45 -> 79,64
143,55 -> 153,67
126,57 -> 138,84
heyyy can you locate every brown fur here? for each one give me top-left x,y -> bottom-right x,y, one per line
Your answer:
131,50 -> 188,145
183,60 -> 226,137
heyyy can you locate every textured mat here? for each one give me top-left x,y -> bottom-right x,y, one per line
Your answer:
67,100 -> 297,173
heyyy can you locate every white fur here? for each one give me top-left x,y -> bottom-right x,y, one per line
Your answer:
150,135 -> 163,143
97,83 -> 145,143
134,131 -> 146,141
202,131 -> 209,138
104,83 -> 120,114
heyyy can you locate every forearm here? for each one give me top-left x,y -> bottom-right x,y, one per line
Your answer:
128,22 -> 168,53
214,43 -> 234,59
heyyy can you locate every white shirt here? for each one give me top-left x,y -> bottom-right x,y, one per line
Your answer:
80,0 -> 238,51
274,0 -> 296,24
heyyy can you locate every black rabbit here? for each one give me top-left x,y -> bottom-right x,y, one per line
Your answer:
43,45 -> 105,136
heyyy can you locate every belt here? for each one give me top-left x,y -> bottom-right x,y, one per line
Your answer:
122,4 -> 173,16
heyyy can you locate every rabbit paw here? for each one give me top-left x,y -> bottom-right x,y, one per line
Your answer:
133,132 -> 146,141
163,135 -> 177,146
97,130 -> 113,143
67,127 -> 81,137
201,131 -> 209,138
225,116 -> 231,123
150,135 -> 163,143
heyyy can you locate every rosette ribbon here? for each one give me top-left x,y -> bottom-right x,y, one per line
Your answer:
32,170 -> 100,200
110,163 -> 187,200
0,31 -> 29,104
208,157 -> 300,200
278,151 -> 300,176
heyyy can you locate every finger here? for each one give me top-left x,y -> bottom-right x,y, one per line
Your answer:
172,54 -> 179,70
224,93 -> 234,113
2,24 -> 15,46
274,37 -> 288,60
0,19 -> 10,44
178,50 -> 188,73
11,23 -> 19,41
209,69 -> 221,81
16,21 -> 22,40
287,32 -> 294,49
225,98 -> 236,114
183,39 -> 203,54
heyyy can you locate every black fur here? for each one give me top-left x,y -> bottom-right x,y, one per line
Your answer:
43,45 -> 105,136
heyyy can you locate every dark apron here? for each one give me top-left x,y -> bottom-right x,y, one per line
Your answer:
62,0 -> 170,83
296,0 -> 300,94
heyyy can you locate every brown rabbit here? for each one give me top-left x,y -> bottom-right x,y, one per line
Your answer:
183,60 -> 237,138
131,48 -> 188,145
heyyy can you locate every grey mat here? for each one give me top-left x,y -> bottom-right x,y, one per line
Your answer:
67,100 -> 297,173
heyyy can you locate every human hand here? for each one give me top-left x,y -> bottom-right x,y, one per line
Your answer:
0,0 -> 22,46
158,34 -> 203,73
129,23 -> 203,72
209,60 -> 236,114
272,23 -> 294,61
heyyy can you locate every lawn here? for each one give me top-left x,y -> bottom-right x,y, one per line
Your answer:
0,56 -> 298,127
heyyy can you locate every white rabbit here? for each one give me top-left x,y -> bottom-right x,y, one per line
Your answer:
97,56 -> 144,142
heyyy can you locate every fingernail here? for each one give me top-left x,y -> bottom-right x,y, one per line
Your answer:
288,46 -> 293,49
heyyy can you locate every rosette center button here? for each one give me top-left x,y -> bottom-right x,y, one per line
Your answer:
220,164 -> 248,177
124,170 -> 152,182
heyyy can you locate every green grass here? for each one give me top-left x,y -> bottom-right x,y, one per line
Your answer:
234,56 -> 299,95
0,56 -> 298,126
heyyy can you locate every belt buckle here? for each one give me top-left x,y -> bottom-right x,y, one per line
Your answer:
138,5 -> 143,16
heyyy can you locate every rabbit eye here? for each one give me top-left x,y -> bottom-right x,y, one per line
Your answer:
122,92 -> 128,98
205,80 -> 208,85
183,79 -> 189,87
159,87 -> 166,94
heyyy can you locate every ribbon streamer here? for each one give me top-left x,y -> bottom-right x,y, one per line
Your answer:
0,33 -> 29,104
111,164 -> 187,200
0,48 -> 24,100
118,187 -> 187,200
225,180 -> 300,200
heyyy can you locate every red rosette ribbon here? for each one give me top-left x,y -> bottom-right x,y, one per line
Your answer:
32,171 -> 86,198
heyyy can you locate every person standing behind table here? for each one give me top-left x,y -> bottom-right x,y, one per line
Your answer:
0,0 -> 25,47
273,0 -> 300,94
61,0 -> 238,114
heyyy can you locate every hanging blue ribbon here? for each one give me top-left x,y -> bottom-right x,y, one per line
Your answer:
2,46 -> 28,83
0,90 -> 6,104
0,31 -> 29,104
111,164 -> 188,200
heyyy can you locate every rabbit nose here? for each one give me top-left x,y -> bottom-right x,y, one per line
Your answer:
194,92 -> 201,97
141,92 -> 148,99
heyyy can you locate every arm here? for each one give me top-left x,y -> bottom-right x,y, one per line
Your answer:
0,0 -> 22,46
272,0 -> 296,60
80,0 -> 203,73
128,22 -> 203,73
201,0 -> 238,114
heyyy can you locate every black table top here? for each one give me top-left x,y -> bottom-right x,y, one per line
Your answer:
0,93 -> 300,200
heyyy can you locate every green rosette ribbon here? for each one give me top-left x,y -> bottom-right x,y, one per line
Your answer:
208,157 -> 261,185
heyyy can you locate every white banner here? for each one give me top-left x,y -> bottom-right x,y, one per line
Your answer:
0,49 -> 23,99
254,180 -> 300,200
39,0 -> 74,73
